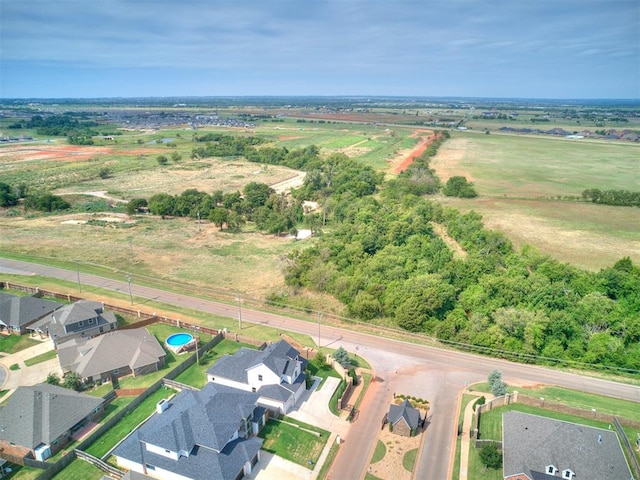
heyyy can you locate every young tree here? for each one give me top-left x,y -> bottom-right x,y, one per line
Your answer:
332,346 -> 351,369
488,369 -> 507,396
46,372 -> 60,386
157,155 -> 169,165
479,443 -> 502,469
62,372 -> 82,391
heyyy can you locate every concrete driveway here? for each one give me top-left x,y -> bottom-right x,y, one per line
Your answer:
248,451 -> 313,480
287,376 -> 351,438
0,339 -> 62,396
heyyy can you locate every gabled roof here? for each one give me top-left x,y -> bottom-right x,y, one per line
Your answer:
114,383 -> 262,480
388,399 -> 421,429
136,383 -> 258,453
48,300 -> 103,326
57,327 -> 165,378
0,383 -> 103,449
207,339 -> 304,383
503,411 -> 633,480
0,294 -> 60,329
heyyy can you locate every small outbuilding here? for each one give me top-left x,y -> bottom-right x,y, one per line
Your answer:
387,399 -> 421,437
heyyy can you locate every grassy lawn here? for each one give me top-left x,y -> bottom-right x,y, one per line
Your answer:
85,382 -> 115,397
403,448 -> 417,472
51,458 -> 105,480
84,387 -> 176,458
354,371 -> 372,410
173,339 -> 256,388
0,334 -> 39,354
364,474 -> 384,480
316,441 -> 340,480
471,383 -> 640,422
1,464 -> 42,480
467,444 -> 502,480
24,349 -> 57,366
478,404 -> 611,441
9,363 -> 20,370
371,439 -> 386,463
259,418 -> 329,469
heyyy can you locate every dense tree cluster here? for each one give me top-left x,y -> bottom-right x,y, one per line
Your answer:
25,114 -> 98,144
582,188 -> 640,207
285,184 -> 640,372
0,181 -> 70,212
443,176 -> 478,198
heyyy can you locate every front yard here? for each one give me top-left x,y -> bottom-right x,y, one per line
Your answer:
259,417 -> 329,469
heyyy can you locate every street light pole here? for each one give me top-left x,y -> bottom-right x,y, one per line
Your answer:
236,295 -> 242,331
75,261 -> 82,293
126,273 -> 133,305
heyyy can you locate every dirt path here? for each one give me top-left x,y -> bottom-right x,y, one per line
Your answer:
56,190 -> 129,203
389,130 -> 436,174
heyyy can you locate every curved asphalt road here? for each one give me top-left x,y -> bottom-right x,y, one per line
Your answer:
1,258 -> 639,480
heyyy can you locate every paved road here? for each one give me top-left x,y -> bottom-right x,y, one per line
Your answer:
2,258 -> 639,480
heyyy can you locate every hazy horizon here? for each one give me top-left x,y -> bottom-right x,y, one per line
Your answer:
1,0 -> 638,99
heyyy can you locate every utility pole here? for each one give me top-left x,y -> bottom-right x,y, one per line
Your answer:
236,295 -> 242,331
193,325 -> 200,365
317,312 -> 323,349
75,261 -> 82,292
126,273 -> 133,305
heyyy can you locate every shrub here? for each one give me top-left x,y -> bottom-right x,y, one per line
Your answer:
479,443 -> 502,469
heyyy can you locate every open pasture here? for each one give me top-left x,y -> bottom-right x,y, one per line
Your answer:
432,133 -> 640,270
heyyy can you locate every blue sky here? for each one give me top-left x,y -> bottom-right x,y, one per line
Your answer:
1,0 -> 638,99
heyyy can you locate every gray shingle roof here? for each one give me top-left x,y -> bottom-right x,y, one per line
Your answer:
0,294 -> 60,329
503,411 -> 634,480
388,399 -> 421,429
0,383 -> 103,449
114,383 -> 262,480
207,339 -> 305,383
57,327 -> 165,378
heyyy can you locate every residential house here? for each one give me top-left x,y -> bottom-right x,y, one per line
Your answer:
0,383 -> 104,462
114,383 -> 265,480
0,292 -> 60,335
387,399 -> 421,437
58,327 -> 166,384
29,300 -> 117,346
502,411 -> 633,480
206,339 -> 307,414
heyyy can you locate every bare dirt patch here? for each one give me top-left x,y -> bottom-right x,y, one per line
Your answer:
388,130 -> 435,174
0,143 -> 166,164
431,222 -> 467,259
429,137 -> 474,181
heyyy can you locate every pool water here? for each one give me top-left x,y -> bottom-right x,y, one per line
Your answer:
166,333 -> 194,347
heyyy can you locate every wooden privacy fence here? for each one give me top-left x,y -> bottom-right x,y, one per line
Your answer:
75,450 -> 123,479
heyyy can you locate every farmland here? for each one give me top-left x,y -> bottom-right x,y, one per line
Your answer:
1,98 -> 639,310
432,133 -> 640,270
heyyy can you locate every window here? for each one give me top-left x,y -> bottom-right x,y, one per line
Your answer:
546,465 -> 558,475
113,369 -> 120,375
563,469 -> 574,479
88,318 -> 94,325
99,327 -> 104,333
258,374 -> 263,381
110,323 -> 115,330
78,321 -> 84,327
146,464 -> 156,471
252,387 -> 256,392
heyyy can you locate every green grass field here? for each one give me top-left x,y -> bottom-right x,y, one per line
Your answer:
50,458 -> 105,480
259,418 -> 329,468
433,133 -> 640,269
0,334 -> 39,354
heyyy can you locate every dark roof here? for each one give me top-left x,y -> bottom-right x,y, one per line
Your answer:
0,383 -> 103,449
388,399 -> 421,429
114,383 -> 262,480
0,294 -> 60,329
207,339 -> 305,383
57,327 -> 165,378
503,411 -> 633,480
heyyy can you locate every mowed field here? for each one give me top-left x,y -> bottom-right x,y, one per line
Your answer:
431,133 -> 640,270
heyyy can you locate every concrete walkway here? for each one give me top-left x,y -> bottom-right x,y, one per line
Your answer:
288,376 -> 351,438
0,338 -> 61,400
459,392 -> 495,480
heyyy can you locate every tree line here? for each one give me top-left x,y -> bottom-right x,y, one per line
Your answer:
582,188 -> 640,208
0,182 -> 70,212
282,138 -> 640,373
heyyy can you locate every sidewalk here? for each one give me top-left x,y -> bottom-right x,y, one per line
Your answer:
0,339 -> 61,399
459,391 -> 495,480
